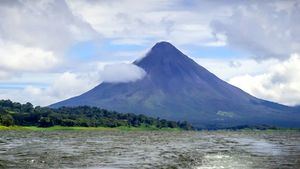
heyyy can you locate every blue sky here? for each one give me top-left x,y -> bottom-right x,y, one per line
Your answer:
0,0 -> 299,106
66,39 -> 247,62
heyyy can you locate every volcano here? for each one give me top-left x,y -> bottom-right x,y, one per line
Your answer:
51,42 -> 300,128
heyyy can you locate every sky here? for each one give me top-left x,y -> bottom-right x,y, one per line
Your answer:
0,0 -> 300,106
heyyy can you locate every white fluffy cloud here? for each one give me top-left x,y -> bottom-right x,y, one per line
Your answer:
0,41 -> 59,79
193,57 -> 278,80
0,0 -> 97,53
211,1 -> 300,60
0,72 -> 96,106
229,54 -> 300,106
100,63 -> 146,83
0,62 -> 146,106
65,0 -> 227,46
0,0 -> 98,79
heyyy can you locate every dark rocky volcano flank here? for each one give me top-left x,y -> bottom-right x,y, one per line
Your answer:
51,42 -> 300,128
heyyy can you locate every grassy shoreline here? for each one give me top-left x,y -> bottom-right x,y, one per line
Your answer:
0,125 -> 183,131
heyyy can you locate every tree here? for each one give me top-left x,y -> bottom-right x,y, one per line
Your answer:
38,117 -> 54,127
61,119 -> 76,126
0,114 -> 14,126
0,99 -> 194,130
179,121 -> 193,130
21,102 -> 34,113
0,100 -> 13,109
168,121 -> 178,128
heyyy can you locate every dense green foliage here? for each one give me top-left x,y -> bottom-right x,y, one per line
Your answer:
0,100 -> 193,130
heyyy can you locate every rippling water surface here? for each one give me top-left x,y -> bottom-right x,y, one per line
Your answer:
0,130 -> 299,169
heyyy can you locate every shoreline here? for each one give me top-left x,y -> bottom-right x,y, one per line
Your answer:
0,125 -> 184,131
0,125 -> 299,132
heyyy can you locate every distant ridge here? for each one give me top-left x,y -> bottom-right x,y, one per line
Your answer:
51,41 -> 300,129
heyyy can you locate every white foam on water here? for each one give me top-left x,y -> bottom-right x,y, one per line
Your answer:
230,138 -> 282,156
195,153 -> 252,169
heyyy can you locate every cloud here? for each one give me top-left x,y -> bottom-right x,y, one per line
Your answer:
211,1 -> 300,60
229,53 -> 300,106
0,62 -> 146,106
0,0 -> 99,80
192,57 -> 277,80
46,72 -> 96,99
0,41 -> 59,79
0,71 -> 12,80
0,0 -> 300,106
100,63 -> 146,83
0,0 -> 98,53
0,72 -> 97,106
65,0 -> 300,58
194,55 -> 300,106
65,0 -> 225,46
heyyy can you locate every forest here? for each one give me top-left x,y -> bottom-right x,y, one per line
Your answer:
0,100 -> 193,130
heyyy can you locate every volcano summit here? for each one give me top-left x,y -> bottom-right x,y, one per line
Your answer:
51,42 -> 300,128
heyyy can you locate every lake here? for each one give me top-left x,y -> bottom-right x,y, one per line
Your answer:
0,130 -> 299,169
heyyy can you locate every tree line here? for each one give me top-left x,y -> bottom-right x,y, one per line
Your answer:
0,100 -> 193,130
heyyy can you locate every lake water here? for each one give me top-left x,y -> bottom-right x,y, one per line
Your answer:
0,130 -> 299,169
